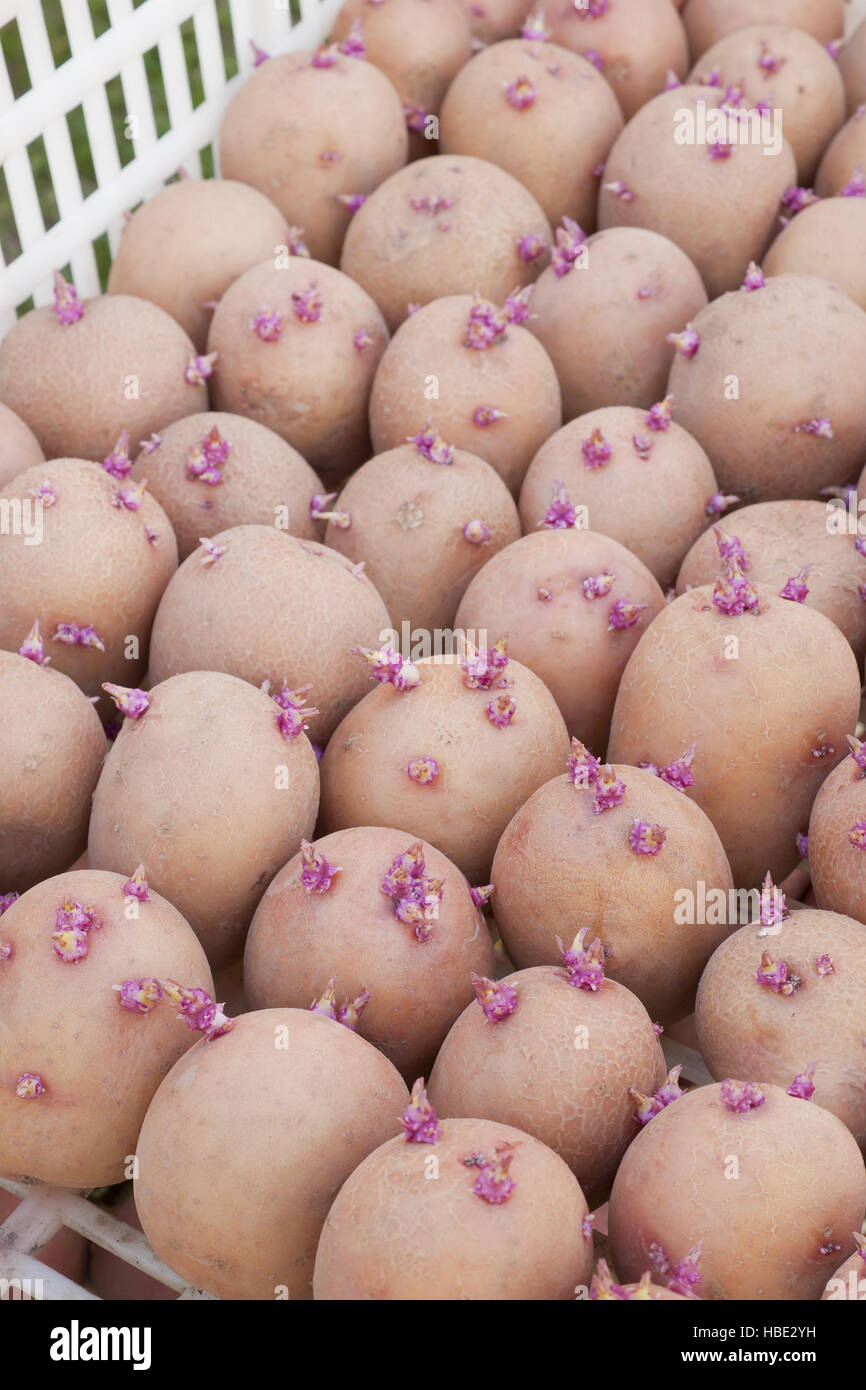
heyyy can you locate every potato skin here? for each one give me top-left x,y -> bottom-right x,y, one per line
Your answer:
454,529 -> 665,751
134,1008 -> 409,1300
218,51 -> 408,266
439,39 -> 624,231
527,227 -> 708,422
546,0 -> 689,120
314,1115 -> 592,1299
206,257 -> 388,477
319,654 -> 570,883
0,295 -> 207,462
0,402 -> 44,490
369,295 -> 562,495
88,671 -> 319,971
607,585 -> 861,888
107,180 -> 288,352
129,412 -> 322,561
839,18 -> 866,116
608,1082 -> 866,1300
428,965 -> 666,1206
815,106 -> 866,197
695,908 -> 866,1147
0,459 -> 178,701
492,768 -> 734,1023
148,525 -> 391,744
0,870 -> 213,1189
683,0 -> 845,60
809,754 -> 866,925
598,87 -> 797,301
245,826 -> 494,1080
0,653 -> 106,893
520,406 -> 717,589
340,155 -> 552,333
667,276 -> 866,503
763,198 -> 866,314
324,443 -> 521,633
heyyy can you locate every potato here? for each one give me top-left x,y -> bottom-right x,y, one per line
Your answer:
763,197 -> 866,312
205,256 -> 388,477
0,291 -> 207,463
687,25 -> 846,182
839,18 -> 866,116
598,87 -> 797,300
428,961 -> 666,1205
323,443 -> 520,633
695,907 -> 866,1147
545,0 -> 689,120
456,0 -> 532,44
815,105 -> 866,196
107,179 -> 288,352
677,500 -> 866,660
454,529 -> 665,750
0,869 -> 213,1189
88,671 -> 319,971
369,295 -> 561,494
319,653 -> 570,883
438,38 -> 624,231
809,749 -> 866,925
0,402 -> 44,490
608,1081 -> 866,1300
147,525 -> 392,744
607,585 -> 861,887
340,154 -> 552,332
526,227 -> 708,422
218,49 -> 408,265
245,826 -> 495,1080
683,0 -> 846,63
0,459 -> 177,701
667,276 -> 866,503
492,764 -> 734,1024
0,652 -> 106,894
520,406 -> 717,589
314,1111 -> 592,1299
128,411 -> 323,561
134,1008 -> 409,1299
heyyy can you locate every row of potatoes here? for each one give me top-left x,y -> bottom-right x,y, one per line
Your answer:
2,0 -> 866,1302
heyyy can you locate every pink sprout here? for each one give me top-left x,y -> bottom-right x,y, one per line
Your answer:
286,226 -> 310,256
633,434 -> 652,460
111,478 -> 147,511
608,598 -> 647,631
503,285 -> 534,325
847,733 -> 866,777
780,565 -> 810,602
0,941 -> 12,960
352,644 -> 421,690
16,1074 -> 45,1099
840,164 -> 866,198
28,480 -> 58,508
706,492 -> 740,516
629,820 -> 667,856
849,821 -> 866,850
471,884 -> 494,908
337,987 -> 371,1030
551,217 -> 587,277
521,9 -> 550,40
646,395 -> 674,432
630,1064 -> 685,1125
409,193 -> 454,216
273,684 -> 319,740
401,1078 -> 440,1143
558,929 -> 605,991
697,67 -> 721,87
781,185 -> 820,216
463,519 -> 492,545
668,1243 -> 703,1297
756,950 -> 799,996
338,19 -> 365,57
52,622 -> 105,651
409,423 -> 454,465
103,430 -> 132,478
472,1148 -> 517,1204
139,432 -> 162,455
573,0 -> 608,15
593,764 -> 626,813
758,871 -> 789,931
506,76 -> 537,109
18,620 -> 49,666
122,865 -> 149,902
603,180 -> 634,202
53,270 -> 84,324
184,352 -> 217,385
708,142 -> 733,160
311,44 -> 339,68
857,538 -> 866,559
407,756 -> 440,785
253,308 -> 282,342
0,892 -> 18,917
661,742 -> 696,792
583,571 -> 615,600
664,69 -> 682,90
300,840 -> 341,894
568,737 -> 600,787
714,525 -> 748,567
742,262 -> 766,291
757,41 -> 785,76
473,405 -> 508,428
794,418 -> 833,440
541,479 -> 578,529
102,684 -> 149,719
461,636 -> 509,690
404,104 -> 427,133
815,954 -> 834,977
517,234 -> 548,263
353,328 -> 374,351
538,586 -> 552,601
291,285 -> 323,323
160,979 -> 234,1040
795,831 -> 809,858
712,558 -> 759,615
472,972 -> 518,1022
720,1079 -> 766,1112
648,1243 -> 670,1276
464,295 -> 507,349
581,48 -> 605,71
52,924 -> 90,963
788,1064 -> 816,1101
582,427 -> 612,469
200,537 -> 226,566
250,38 -> 269,65
115,977 -> 162,1014
666,325 -> 699,358
381,843 -> 444,942
487,693 -> 516,728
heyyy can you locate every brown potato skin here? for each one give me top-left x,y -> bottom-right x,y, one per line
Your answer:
492,768 -> 734,1024
0,295 -> 207,462
520,406 -> 717,589
809,754 -> 866,925
527,227 -> 708,422
147,525 -> 392,744
218,51 -> 408,266
815,107 -> 866,196
314,1115 -> 592,1299
454,529 -> 665,751
107,180 -> 288,352
129,411 -> 322,561
677,500 -> 866,661
763,198 -> 866,314
0,459 -> 178,701
0,402 -> 44,490
607,585 -> 862,888
369,295 -> 562,495
598,87 -> 797,301
839,18 -> 866,116
245,825 -> 495,1081
546,0 -> 689,120
0,653 -> 106,893
0,870 -> 214,1189
428,965 -> 666,1207
324,443 -> 521,633
687,25 -> 846,182
134,1008 -> 409,1300
683,0 -> 845,60
695,907 -> 866,1147
667,276 -> 866,503
206,257 -> 388,477
439,39 -> 624,231
608,1082 -> 866,1300
318,654 -> 570,883
340,154 -> 552,332
88,671 -> 319,971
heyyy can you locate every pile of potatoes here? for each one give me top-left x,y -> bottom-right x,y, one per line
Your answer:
3,0 -> 866,1305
